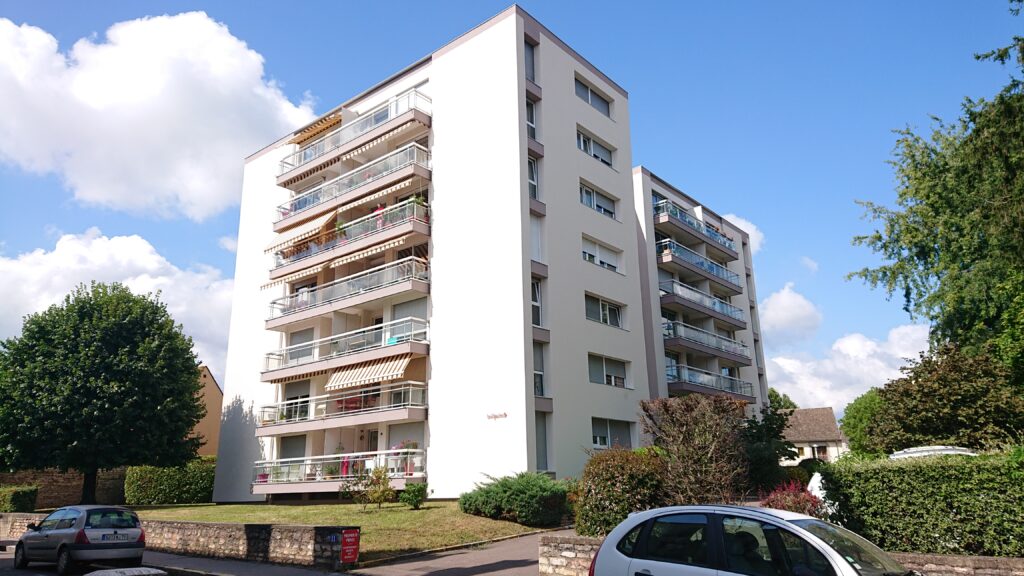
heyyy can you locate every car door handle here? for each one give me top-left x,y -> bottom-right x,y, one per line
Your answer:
635,571 -> 652,576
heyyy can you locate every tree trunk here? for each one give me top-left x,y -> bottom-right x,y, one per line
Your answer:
80,470 -> 97,504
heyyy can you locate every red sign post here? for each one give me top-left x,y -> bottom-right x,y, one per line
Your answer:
341,528 -> 360,565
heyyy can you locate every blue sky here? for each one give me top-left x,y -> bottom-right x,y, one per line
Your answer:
0,1 -> 1019,411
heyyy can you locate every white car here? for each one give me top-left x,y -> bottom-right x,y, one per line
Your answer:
589,505 -> 912,576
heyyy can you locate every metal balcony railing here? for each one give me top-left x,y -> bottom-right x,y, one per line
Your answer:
653,199 -> 736,252
656,239 -> 742,288
252,448 -> 425,484
666,364 -> 754,397
280,90 -> 431,174
663,321 -> 750,359
659,280 -> 745,321
257,381 -> 427,426
276,143 -> 430,222
264,317 -> 428,372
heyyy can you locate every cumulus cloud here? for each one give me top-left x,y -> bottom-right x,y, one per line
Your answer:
723,214 -> 764,255
218,236 -> 238,253
0,13 -> 315,221
800,256 -> 819,273
0,228 -> 234,382
767,324 -> 929,415
759,282 -> 823,344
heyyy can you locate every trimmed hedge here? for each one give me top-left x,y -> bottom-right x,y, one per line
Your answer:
458,472 -> 567,527
575,448 -> 665,536
785,465 -> 811,487
125,456 -> 216,505
820,448 -> 1024,556
0,485 -> 38,512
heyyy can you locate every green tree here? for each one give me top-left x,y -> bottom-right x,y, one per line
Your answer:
768,387 -> 799,410
866,344 -> 1024,452
742,403 -> 798,492
0,283 -> 204,504
839,389 -> 884,455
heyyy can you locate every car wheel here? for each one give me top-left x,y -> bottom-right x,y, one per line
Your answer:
55,547 -> 76,575
13,543 -> 29,569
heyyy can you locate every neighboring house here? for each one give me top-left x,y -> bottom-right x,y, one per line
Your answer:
213,5 -> 769,503
194,365 -> 223,457
782,407 -> 849,465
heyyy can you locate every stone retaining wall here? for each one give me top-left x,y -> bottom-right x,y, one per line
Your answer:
538,535 -> 1024,576
0,469 -> 125,509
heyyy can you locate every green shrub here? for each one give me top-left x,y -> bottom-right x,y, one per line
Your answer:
761,480 -> 825,518
798,458 -> 826,476
458,472 -> 567,527
785,465 -> 811,487
124,456 -> 216,505
399,482 -> 429,510
0,485 -> 38,512
575,448 -> 665,537
820,448 -> 1024,556
559,477 -> 581,517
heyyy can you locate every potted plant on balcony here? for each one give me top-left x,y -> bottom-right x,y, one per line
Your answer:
324,463 -> 340,480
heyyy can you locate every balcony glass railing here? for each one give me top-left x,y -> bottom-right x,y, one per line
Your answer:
269,257 -> 428,320
252,448 -> 425,484
257,381 -> 427,426
273,200 -> 428,269
653,200 -> 736,252
264,317 -> 428,372
656,239 -> 742,288
666,364 -> 754,397
663,321 -> 750,359
659,280 -> 745,321
280,90 -> 432,174
276,143 -> 430,222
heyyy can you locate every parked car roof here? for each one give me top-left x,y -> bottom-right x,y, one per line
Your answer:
627,504 -> 815,523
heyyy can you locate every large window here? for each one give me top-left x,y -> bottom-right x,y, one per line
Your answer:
582,237 -> 621,272
524,41 -> 536,82
575,78 -> 611,116
526,100 -> 537,140
592,417 -> 632,448
535,411 -> 548,470
588,354 -> 627,388
531,278 -> 543,327
533,342 -> 545,396
580,183 -> 616,218
645,514 -> 711,567
585,294 -> 622,328
528,157 -> 539,199
576,131 -> 613,167
530,215 -> 544,262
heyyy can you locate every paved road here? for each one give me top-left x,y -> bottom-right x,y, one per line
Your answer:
0,547 -> 61,575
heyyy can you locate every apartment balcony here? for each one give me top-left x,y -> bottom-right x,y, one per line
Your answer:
274,143 -> 431,232
663,321 -> 752,366
653,200 -> 739,261
269,200 -> 429,281
656,239 -> 743,296
666,364 -> 755,401
255,382 -> 426,437
278,90 -> 432,187
659,280 -> 747,331
267,258 -> 429,330
251,449 -> 425,494
261,318 -> 428,382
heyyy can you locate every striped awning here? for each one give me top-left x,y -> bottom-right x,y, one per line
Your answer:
267,368 -> 334,384
324,354 -> 411,390
338,123 -> 413,162
341,180 -> 412,212
328,236 -> 408,268
264,210 -> 337,253
260,265 -> 325,290
288,112 -> 343,146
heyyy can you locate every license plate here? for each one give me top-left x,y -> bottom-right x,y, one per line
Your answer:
101,534 -> 131,541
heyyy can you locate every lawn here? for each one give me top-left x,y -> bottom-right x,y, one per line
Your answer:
135,501 -> 537,562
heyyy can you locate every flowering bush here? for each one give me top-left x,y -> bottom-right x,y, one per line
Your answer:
575,448 -> 665,536
760,480 -> 826,518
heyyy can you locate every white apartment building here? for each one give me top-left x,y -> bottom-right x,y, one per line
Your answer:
213,6 -> 766,502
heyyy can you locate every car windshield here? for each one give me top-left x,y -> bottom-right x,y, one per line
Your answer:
791,520 -> 905,576
85,509 -> 138,529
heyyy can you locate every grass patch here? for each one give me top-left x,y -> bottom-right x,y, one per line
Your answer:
136,501 -> 537,562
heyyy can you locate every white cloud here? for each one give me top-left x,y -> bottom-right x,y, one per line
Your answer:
759,282 -> 823,345
218,236 -> 238,253
723,214 -> 764,254
800,256 -> 819,273
0,13 -> 315,221
0,228 -> 234,383
767,324 -> 929,415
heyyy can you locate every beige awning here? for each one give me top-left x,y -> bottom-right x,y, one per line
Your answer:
338,123 -> 413,162
340,180 -> 413,212
325,355 -> 411,390
288,112 -> 343,146
260,265 -> 325,290
328,236 -> 409,268
264,210 -> 337,254
267,368 -> 334,384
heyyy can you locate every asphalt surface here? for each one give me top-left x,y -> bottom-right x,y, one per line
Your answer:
0,546 -> 63,575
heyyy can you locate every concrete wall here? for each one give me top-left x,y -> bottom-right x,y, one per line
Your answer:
0,469 -> 125,509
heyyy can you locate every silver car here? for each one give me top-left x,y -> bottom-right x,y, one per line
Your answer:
590,505 -> 911,576
14,505 -> 145,574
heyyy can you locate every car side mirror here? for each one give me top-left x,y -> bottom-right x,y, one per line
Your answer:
26,523 -> 38,531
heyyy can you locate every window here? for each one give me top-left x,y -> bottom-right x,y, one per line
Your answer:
585,295 -> 622,328
646,514 -> 711,567
576,131 -> 612,166
524,41 -> 536,82
528,157 -> 539,199
592,417 -> 632,448
531,278 -> 543,327
287,328 -> 315,363
55,509 -> 80,530
582,237 -> 620,271
589,354 -> 627,388
580,183 -> 616,218
531,215 -> 544,262
84,509 -> 138,530
533,342 -> 545,396
535,411 -> 548,470
575,78 -> 611,116
617,523 -> 644,557
722,516 -> 839,576
526,100 -> 537,140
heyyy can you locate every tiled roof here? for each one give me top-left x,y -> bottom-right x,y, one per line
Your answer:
784,407 -> 843,443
